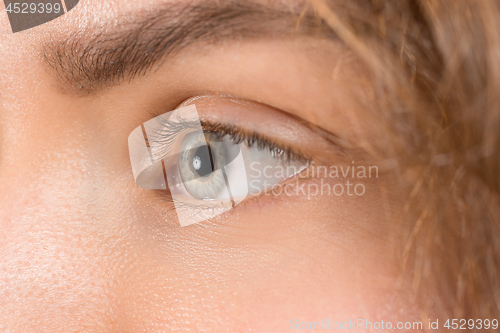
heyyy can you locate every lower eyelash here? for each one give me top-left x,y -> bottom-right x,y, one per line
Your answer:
150,165 -> 315,222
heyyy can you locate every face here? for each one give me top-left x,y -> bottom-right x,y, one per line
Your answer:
0,0 -> 423,331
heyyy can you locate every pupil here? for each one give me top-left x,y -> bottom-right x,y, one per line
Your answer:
192,145 -> 214,177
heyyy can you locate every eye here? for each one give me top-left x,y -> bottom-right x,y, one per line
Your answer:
178,131 -> 235,200
129,103 -> 311,226
171,125 -> 309,202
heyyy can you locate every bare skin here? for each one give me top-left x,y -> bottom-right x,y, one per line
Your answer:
0,0 -> 423,331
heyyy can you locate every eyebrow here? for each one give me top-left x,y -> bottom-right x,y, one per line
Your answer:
43,0 -> 334,94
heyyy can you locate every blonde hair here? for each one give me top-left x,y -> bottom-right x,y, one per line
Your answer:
311,0 -> 500,326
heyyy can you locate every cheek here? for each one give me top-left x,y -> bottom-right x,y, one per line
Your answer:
0,213 -> 117,330
117,178 -> 420,332
0,169 -> 147,331
0,158 -> 418,332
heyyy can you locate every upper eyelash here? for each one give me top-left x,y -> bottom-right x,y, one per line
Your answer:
147,116 -> 311,164
200,121 -> 311,164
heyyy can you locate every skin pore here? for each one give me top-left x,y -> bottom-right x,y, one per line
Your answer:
0,0 -> 424,331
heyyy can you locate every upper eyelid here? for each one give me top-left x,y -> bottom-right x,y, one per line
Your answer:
148,116 -> 312,166
199,121 -> 311,164
144,94 -> 349,165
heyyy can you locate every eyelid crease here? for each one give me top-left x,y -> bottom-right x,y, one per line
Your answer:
142,100 -> 315,166
179,94 -> 351,155
143,93 -> 352,168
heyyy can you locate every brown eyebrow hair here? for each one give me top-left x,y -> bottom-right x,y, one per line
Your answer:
43,0 -> 335,94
